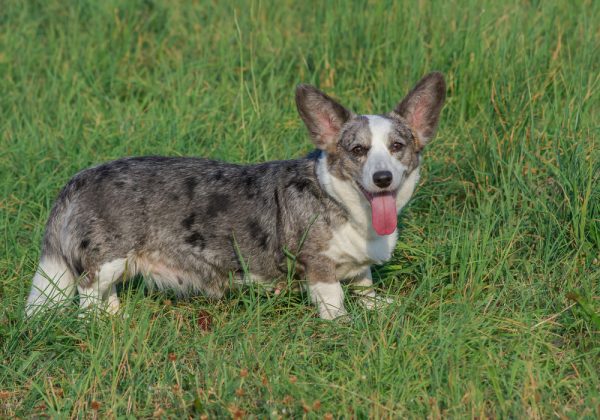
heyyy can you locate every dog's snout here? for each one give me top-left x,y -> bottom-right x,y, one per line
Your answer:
373,171 -> 393,188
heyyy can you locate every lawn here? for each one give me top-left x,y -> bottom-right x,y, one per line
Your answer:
0,0 -> 598,417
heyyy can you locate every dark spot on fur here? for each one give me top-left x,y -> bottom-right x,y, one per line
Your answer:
80,239 -> 90,250
177,276 -> 184,285
274,190 -> 282,236
206,193 -> 230,218
213,170 -> 223,181
286,178 -> 311,192
114,181 -> 125,188
186,231 -> 205,249
72,258 -> 84,277
169,193 -> 180,201
95,166 -> 112,181
244,175 -> 257,198
247,220 -> 269,250
259,234 -> 268,250
182,212 -> 196,230
184,176 -> 197,200
71,176 -> 87,190
244,175 -> 255,188
247,220 -> 261,237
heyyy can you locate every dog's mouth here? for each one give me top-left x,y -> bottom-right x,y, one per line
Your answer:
358,184 -> 398,236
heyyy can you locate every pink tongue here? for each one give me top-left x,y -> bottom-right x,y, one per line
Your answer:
370,193 -> 397,235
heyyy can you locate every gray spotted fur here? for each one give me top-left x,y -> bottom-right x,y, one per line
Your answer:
42,156 -> 347,296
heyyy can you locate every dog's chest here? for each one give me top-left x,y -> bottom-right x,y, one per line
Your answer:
323,222 -> 397,280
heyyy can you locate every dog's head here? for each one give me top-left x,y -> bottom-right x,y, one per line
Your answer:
296,72 -> 446,235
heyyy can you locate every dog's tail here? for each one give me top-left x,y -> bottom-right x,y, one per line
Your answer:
25,253 -> 77,317
25,185 -> 79,317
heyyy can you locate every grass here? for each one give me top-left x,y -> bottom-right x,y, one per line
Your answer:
0,0 -> 598,417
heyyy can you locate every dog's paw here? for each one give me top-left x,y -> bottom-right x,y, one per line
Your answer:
358,295 -> 393,311
77,302 -> 121,319
318,306 -> 348,321
106,295 -> 121,315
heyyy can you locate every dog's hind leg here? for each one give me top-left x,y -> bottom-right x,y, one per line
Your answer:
78,258 -> 127,314
26,255 -> 77,316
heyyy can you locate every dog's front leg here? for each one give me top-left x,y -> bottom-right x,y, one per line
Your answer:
352,268 -> 392,310
306,259 -> 347,320
309,281 -> 347,320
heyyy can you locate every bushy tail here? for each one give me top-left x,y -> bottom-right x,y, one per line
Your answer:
25,255 -> 76,317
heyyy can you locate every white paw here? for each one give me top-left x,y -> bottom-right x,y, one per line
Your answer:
359,295 -> 393,310
318,305 -> 348,320
106,295 -> 121,315
77,301 -> 120,318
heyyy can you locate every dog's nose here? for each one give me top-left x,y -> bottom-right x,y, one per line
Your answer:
373,171 -> 393,188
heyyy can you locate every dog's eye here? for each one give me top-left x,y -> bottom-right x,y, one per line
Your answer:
351,145 -> 368,156
390,142 -> 405,153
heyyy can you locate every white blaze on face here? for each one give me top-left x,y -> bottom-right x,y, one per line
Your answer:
362,115 -> 407,190
360,116 -> 408,236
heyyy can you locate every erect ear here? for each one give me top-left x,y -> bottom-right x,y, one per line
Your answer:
295,84 -> 352,152
393,72 -> 446,148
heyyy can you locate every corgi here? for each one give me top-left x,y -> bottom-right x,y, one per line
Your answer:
26,72 -> 445,320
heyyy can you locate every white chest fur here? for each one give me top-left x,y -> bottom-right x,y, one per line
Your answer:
324,223 -> 398,280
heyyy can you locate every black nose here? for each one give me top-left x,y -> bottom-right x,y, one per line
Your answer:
373,171 -> 393,188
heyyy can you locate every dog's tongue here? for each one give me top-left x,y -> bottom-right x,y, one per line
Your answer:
369,192 -> 397,235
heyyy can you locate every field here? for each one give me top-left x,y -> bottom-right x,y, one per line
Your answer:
1,0 -> 598,417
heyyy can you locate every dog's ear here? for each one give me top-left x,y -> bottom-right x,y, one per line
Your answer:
392,72 -> 446,148
296,84 -> 352,152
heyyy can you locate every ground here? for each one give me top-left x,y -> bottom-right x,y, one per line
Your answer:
0,0 -> 598,418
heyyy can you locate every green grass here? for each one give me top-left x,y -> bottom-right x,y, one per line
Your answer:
1,0 -> 599,417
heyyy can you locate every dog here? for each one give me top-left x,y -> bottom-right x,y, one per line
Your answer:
25,72 -> 445,320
